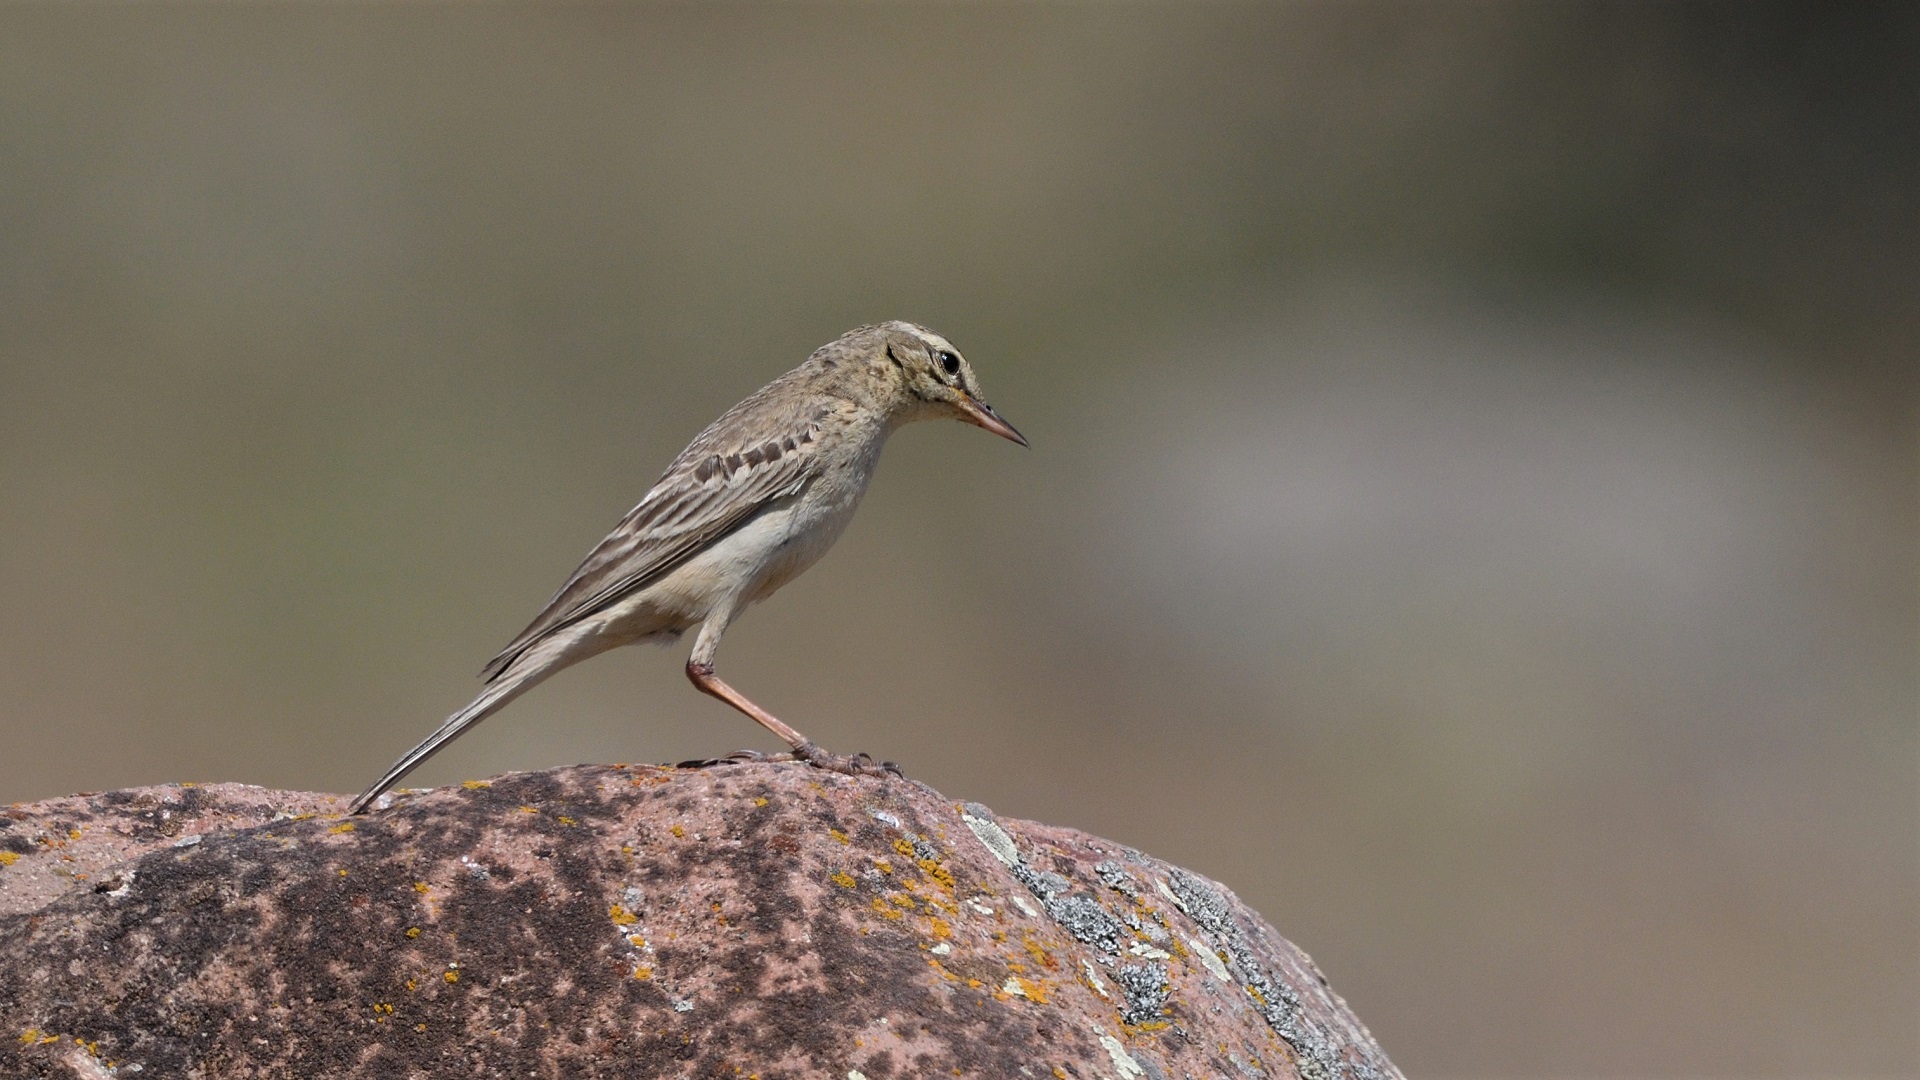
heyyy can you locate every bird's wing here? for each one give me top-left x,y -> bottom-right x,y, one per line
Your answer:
480,411 -> 829,681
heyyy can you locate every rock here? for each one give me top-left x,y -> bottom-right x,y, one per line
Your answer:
0,764 -> 1402,1079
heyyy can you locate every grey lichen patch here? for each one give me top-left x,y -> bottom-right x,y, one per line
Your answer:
1041,892 -> 1125,956
1113,962 -> 1172,1026
951,808 -> 1368,1077
1095,859 -> 1141,900
1167,868 -> 1350,1080
958,804 -> 1125,955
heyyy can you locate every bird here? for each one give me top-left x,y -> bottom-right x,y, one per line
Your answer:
346,321 -> 1025,814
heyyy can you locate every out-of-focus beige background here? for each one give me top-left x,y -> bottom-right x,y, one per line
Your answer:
1,6 -> 1913,1077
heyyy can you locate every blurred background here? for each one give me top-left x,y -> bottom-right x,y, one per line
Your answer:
1,5 -> 1913,1076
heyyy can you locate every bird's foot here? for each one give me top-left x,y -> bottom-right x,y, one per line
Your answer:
792,740 -> 903,779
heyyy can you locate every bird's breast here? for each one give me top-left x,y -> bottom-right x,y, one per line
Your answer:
671,451 -> 880,615
747,470 -> 870,599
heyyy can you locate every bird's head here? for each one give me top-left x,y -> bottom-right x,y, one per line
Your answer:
836,321 -> 1027,446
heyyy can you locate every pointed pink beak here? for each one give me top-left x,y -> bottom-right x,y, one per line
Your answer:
957,394 -> 1029,447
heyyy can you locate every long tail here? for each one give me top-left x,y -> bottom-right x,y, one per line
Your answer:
346,665 -> 552,815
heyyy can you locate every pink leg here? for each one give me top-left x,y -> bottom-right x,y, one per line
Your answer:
684,660 -> 899,777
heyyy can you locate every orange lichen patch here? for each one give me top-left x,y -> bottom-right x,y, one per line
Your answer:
926,957 -> 960,982
872,859 -> 893,875
827,828 -> 850,845
556,816 -> 576,826
460,780 -> 490,790
1246,985 -> 1268,1006
608,904 -> 640,926
830,871 -> 856,889
328,823 -> 355,834
1019,931 -> 1058,970
870,898 -> 904,920
412,881 -> 431,893
1008,976 -> 1049,1004
517,806 -> 540,815
1125,1020 -> 1172,1034
888,894 -> 914,909
628,935 -> 646,947
926,916 -> 952,940
892,838 -> 917,858
632,966 -> 653,980
414,1023 -> 427,1033
0,852 -> 19,867
371,1003 -> 395,1018
752,797 -> 768,808
443,971 -> 459,984
1054,1068 -> 1070,1079
966,978 -> 984,989
669,825 -> 685,838
405,978 -> 417,992
917,858 -> 955,889
336,869 -> 349,877
405,927 -> 421,939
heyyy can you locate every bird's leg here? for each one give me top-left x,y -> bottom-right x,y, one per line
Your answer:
682,660 -> 900,777
683,659 -> 808,747
684,613 -> 899,777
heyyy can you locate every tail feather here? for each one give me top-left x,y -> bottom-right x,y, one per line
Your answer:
346,670 -> 546,814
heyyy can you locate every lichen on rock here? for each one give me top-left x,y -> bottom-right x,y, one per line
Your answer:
0,764 -> 1402,1079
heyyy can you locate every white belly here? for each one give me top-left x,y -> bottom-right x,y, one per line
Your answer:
695,487 -> 859,605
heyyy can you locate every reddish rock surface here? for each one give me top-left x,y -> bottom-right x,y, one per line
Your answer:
0,764 -> 1402,1079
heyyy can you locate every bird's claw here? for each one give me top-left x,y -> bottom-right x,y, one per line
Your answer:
793,741 -> 904,779
677,749 -> 775,769
678,745 -> 901,778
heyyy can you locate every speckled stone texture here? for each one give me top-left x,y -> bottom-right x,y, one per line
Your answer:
0,764 -> 1402,1080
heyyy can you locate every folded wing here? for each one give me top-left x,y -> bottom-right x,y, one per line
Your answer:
480,413 -> 826,681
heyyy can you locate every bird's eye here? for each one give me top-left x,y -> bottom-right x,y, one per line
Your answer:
938,350 -> 961,377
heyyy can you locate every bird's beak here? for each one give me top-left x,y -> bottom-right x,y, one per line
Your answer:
957,394 -> 1029,447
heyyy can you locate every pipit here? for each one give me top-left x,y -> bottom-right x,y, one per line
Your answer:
347,322 -> 1025,814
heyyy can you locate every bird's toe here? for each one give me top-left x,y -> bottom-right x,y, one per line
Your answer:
678,749 -> 777,769
791,742 -> 903,779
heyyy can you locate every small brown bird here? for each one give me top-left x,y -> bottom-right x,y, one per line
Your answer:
348,322 -> 1024,813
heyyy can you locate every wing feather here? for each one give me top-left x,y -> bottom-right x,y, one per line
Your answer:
479,413 -> 825,681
